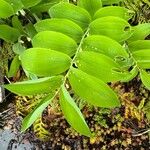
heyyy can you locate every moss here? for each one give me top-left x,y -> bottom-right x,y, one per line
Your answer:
122,0 -> 150,24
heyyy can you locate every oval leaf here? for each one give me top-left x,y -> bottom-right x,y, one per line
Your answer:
68,68 -> 120,108
4,76 -> 63,95
89,16 -> 132,42
128,23 -> 150,42
8,55 -> 20,78
82,35 -> 129,59
132,49 -> 150,69
22,94 -> 53,132
0,0 -> 14,18
20,48 -> 71,76
60,85 -> 91,137
49,2 -> 91,29
121,66 -> 138,82
12,16 -> 24,34
0,25 -> 20,43
5,0 -> 23,13
32,31 -> 77,56
30,0 -> 61,13
12,42 -> 26,55
34,18 -> 83,43
77,0 -> 102,17
25,23 -> 37,39
140,70 -> 150,90
94,6 -> 133,20
21,0 -> 41,8
76,51 -> 130,82
128,40 -> 150,52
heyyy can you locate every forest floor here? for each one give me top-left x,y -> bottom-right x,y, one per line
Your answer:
0,78 -> 150,150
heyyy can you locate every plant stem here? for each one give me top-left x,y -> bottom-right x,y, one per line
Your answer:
127,46 -> 141,72
132,128 -> 150,137
51,27 -> 90,99
64,28 -> 90,80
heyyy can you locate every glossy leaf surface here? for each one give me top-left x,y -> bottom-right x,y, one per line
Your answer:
76,51 -> 129,82
68,68 -> 120,108
89,16 -> 132,42
20,48 -> 71,76
128,23 -> 150,42
49,2 -> 91,29
140,70 -> 150,90
128,40 -> 150,52
132,49 -> 150,69
82,35 -> 129,59
94,6 -> 133,20
60,85 -> 91,137
34,18 -> 83,43
32,31 -> 77,56
0,0 -> 14,18
77,0 -> 102,17
5,76 -> 63,95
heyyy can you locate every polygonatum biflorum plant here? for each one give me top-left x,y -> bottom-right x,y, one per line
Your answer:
0,0 -> 62,44
3,0 -> 150,137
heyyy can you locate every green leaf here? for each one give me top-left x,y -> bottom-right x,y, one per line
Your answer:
0,0 -> 14,18
25,23 -> 37,38
60,85 -> 91,137
30,0 -> 61,13
94,6 -> 133,20
8,55 -> 20,78
82,35 -> 129,59
120,66 -> 138,82
20,48 -> 71,76
21,0 -> 41,8
77,0 -> 102,17
12,42 -> 26,55
5,0 -> 23,13
140,70 -> 150,90
144,101 -> 150,121
5,76 -> 63,95
34,18 -> 83,43
89,16 -> 132,42
0,25 -> 20,43
128,23 -> 150,42
101,0 -> 123,5
68,68 -> 120,108
12,16 -> 24,34
132,49 -> 150,69
128,40 -> 150,52
49,2 -> 91,29
32,31 -> 77,56
22,94 -> 53,132
76,51 -> 130,82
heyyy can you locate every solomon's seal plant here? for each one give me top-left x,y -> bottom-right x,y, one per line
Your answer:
2,0 -> 150,137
